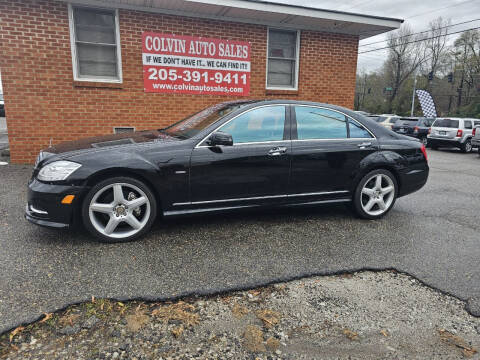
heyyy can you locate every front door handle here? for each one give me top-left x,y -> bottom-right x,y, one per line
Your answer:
268,146 -> 288,156
357,142 -> 372,149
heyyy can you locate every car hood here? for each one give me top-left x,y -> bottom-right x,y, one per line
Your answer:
45,129 -> 175,155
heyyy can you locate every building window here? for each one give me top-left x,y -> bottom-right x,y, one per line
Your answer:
68,5 -> 122,82
266,28 -> 300,90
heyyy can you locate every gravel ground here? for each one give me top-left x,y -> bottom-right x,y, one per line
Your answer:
1,271 -> 479,360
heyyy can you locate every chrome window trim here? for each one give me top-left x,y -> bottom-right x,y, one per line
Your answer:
195,104 -> 376,149
194,104 -> 290,148
293,104 -> 377,140
173,190 -> 349,206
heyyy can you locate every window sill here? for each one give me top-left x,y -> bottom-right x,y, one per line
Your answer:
266,88 -> 298,95
73,80 -> 123,89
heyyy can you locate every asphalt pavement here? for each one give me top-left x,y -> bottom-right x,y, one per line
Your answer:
0,148 -> 479,334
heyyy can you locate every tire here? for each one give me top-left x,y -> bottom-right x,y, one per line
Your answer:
461,139 -> 472,153
82,176 -> 157,243
353,169 -> 398,220
421,137 -> 428,146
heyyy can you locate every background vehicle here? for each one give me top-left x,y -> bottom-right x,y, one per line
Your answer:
26,100 -> 429,242
355,110 -> 370,116
0,94 -> 5,117
391,117 -> 435,145
428,118 -> 475,153
376,114 -> 400,130
472,122 -> 480,154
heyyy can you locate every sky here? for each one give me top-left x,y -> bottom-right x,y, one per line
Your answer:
261,0 -> 480,73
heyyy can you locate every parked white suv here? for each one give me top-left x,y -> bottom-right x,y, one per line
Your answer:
427,118 -> 478,153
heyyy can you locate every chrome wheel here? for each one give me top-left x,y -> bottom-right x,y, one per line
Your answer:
465,141 -> 472,153
88,183 -> 151,239
421,137 -> 428,145
360,174 -> 395,216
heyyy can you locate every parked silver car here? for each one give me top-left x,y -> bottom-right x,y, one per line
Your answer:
427,118 -> 478,153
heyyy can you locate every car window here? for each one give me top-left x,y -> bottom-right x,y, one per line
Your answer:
432,119 -> 459,128
218,106 -> 286,144
388,117 -> 399,123
349,119 -> 372,138
464,121 -> 472,129
295,106 -> 347,140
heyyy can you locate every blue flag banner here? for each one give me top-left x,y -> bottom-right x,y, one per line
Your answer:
416,90 -> 437,118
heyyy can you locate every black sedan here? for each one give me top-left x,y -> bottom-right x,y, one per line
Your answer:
26,100 -> 429,242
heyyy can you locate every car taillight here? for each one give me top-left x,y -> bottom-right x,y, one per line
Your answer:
473,128 -> 476,136
420,144 -> 428,162
456,129 -> 463,137
414,126 -> 419,133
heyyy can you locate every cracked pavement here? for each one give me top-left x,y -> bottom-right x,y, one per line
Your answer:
0,148 -> 479,334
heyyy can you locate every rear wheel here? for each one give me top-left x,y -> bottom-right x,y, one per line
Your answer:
461,139 -> 472,153
353,169 -> 398,220
82,177 -> 157,243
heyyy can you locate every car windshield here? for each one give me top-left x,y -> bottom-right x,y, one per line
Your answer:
161,101 -> 255,139
376,116 -> 387,122
433,119 -> 459,128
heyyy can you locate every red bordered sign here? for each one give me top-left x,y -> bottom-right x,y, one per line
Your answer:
142,33 -> 251,96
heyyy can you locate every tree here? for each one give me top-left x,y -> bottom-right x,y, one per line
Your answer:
384,24 -> 426,113
423,17 -> 451,89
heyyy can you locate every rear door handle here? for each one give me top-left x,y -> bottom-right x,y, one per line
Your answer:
268,146 -> 287,156
357,142 -> 372,149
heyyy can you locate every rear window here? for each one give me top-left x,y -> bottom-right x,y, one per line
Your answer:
464,121 -> 472,129
418,118 -> 435,126
433,119 -> 459,128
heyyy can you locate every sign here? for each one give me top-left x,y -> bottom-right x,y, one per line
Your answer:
142,33 -> 251,96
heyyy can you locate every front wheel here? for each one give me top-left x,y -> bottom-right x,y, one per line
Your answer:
82,177 -> 157,243
353,169 -> 398,220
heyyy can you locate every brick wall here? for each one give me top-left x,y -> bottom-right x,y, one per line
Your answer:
0,0 -> 359,163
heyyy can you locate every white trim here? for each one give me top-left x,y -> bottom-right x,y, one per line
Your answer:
57,0 -> 402,40
68,4 -> 123,83
265,28 -> 300,91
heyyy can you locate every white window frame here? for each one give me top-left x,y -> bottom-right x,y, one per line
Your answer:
68,4 -> 123,83
266,27 -> 300,91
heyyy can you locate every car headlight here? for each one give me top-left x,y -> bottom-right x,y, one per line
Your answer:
37,161 -> 82,181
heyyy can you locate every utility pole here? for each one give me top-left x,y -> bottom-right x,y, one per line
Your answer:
410,68 -> 418,117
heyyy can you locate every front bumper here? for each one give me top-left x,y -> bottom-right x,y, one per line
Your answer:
25,178 -> 87,229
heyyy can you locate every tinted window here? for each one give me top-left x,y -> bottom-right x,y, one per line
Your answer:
295,107 -> 347,139
464,121 -> 472,129
433,119 -> 459,128
218,106 -> 286,144
349,119 -> 372,138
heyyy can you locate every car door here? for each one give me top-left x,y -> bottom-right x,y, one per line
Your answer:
188,105 -> 291,208
290,106 -> 377,200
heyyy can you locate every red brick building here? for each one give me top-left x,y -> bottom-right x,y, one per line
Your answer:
0,0 -> 401,163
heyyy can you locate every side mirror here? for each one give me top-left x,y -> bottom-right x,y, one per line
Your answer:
207,131 -> 233,146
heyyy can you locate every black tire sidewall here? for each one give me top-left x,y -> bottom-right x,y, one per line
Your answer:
82,176 -> 157,243
353,169 -> 398,220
